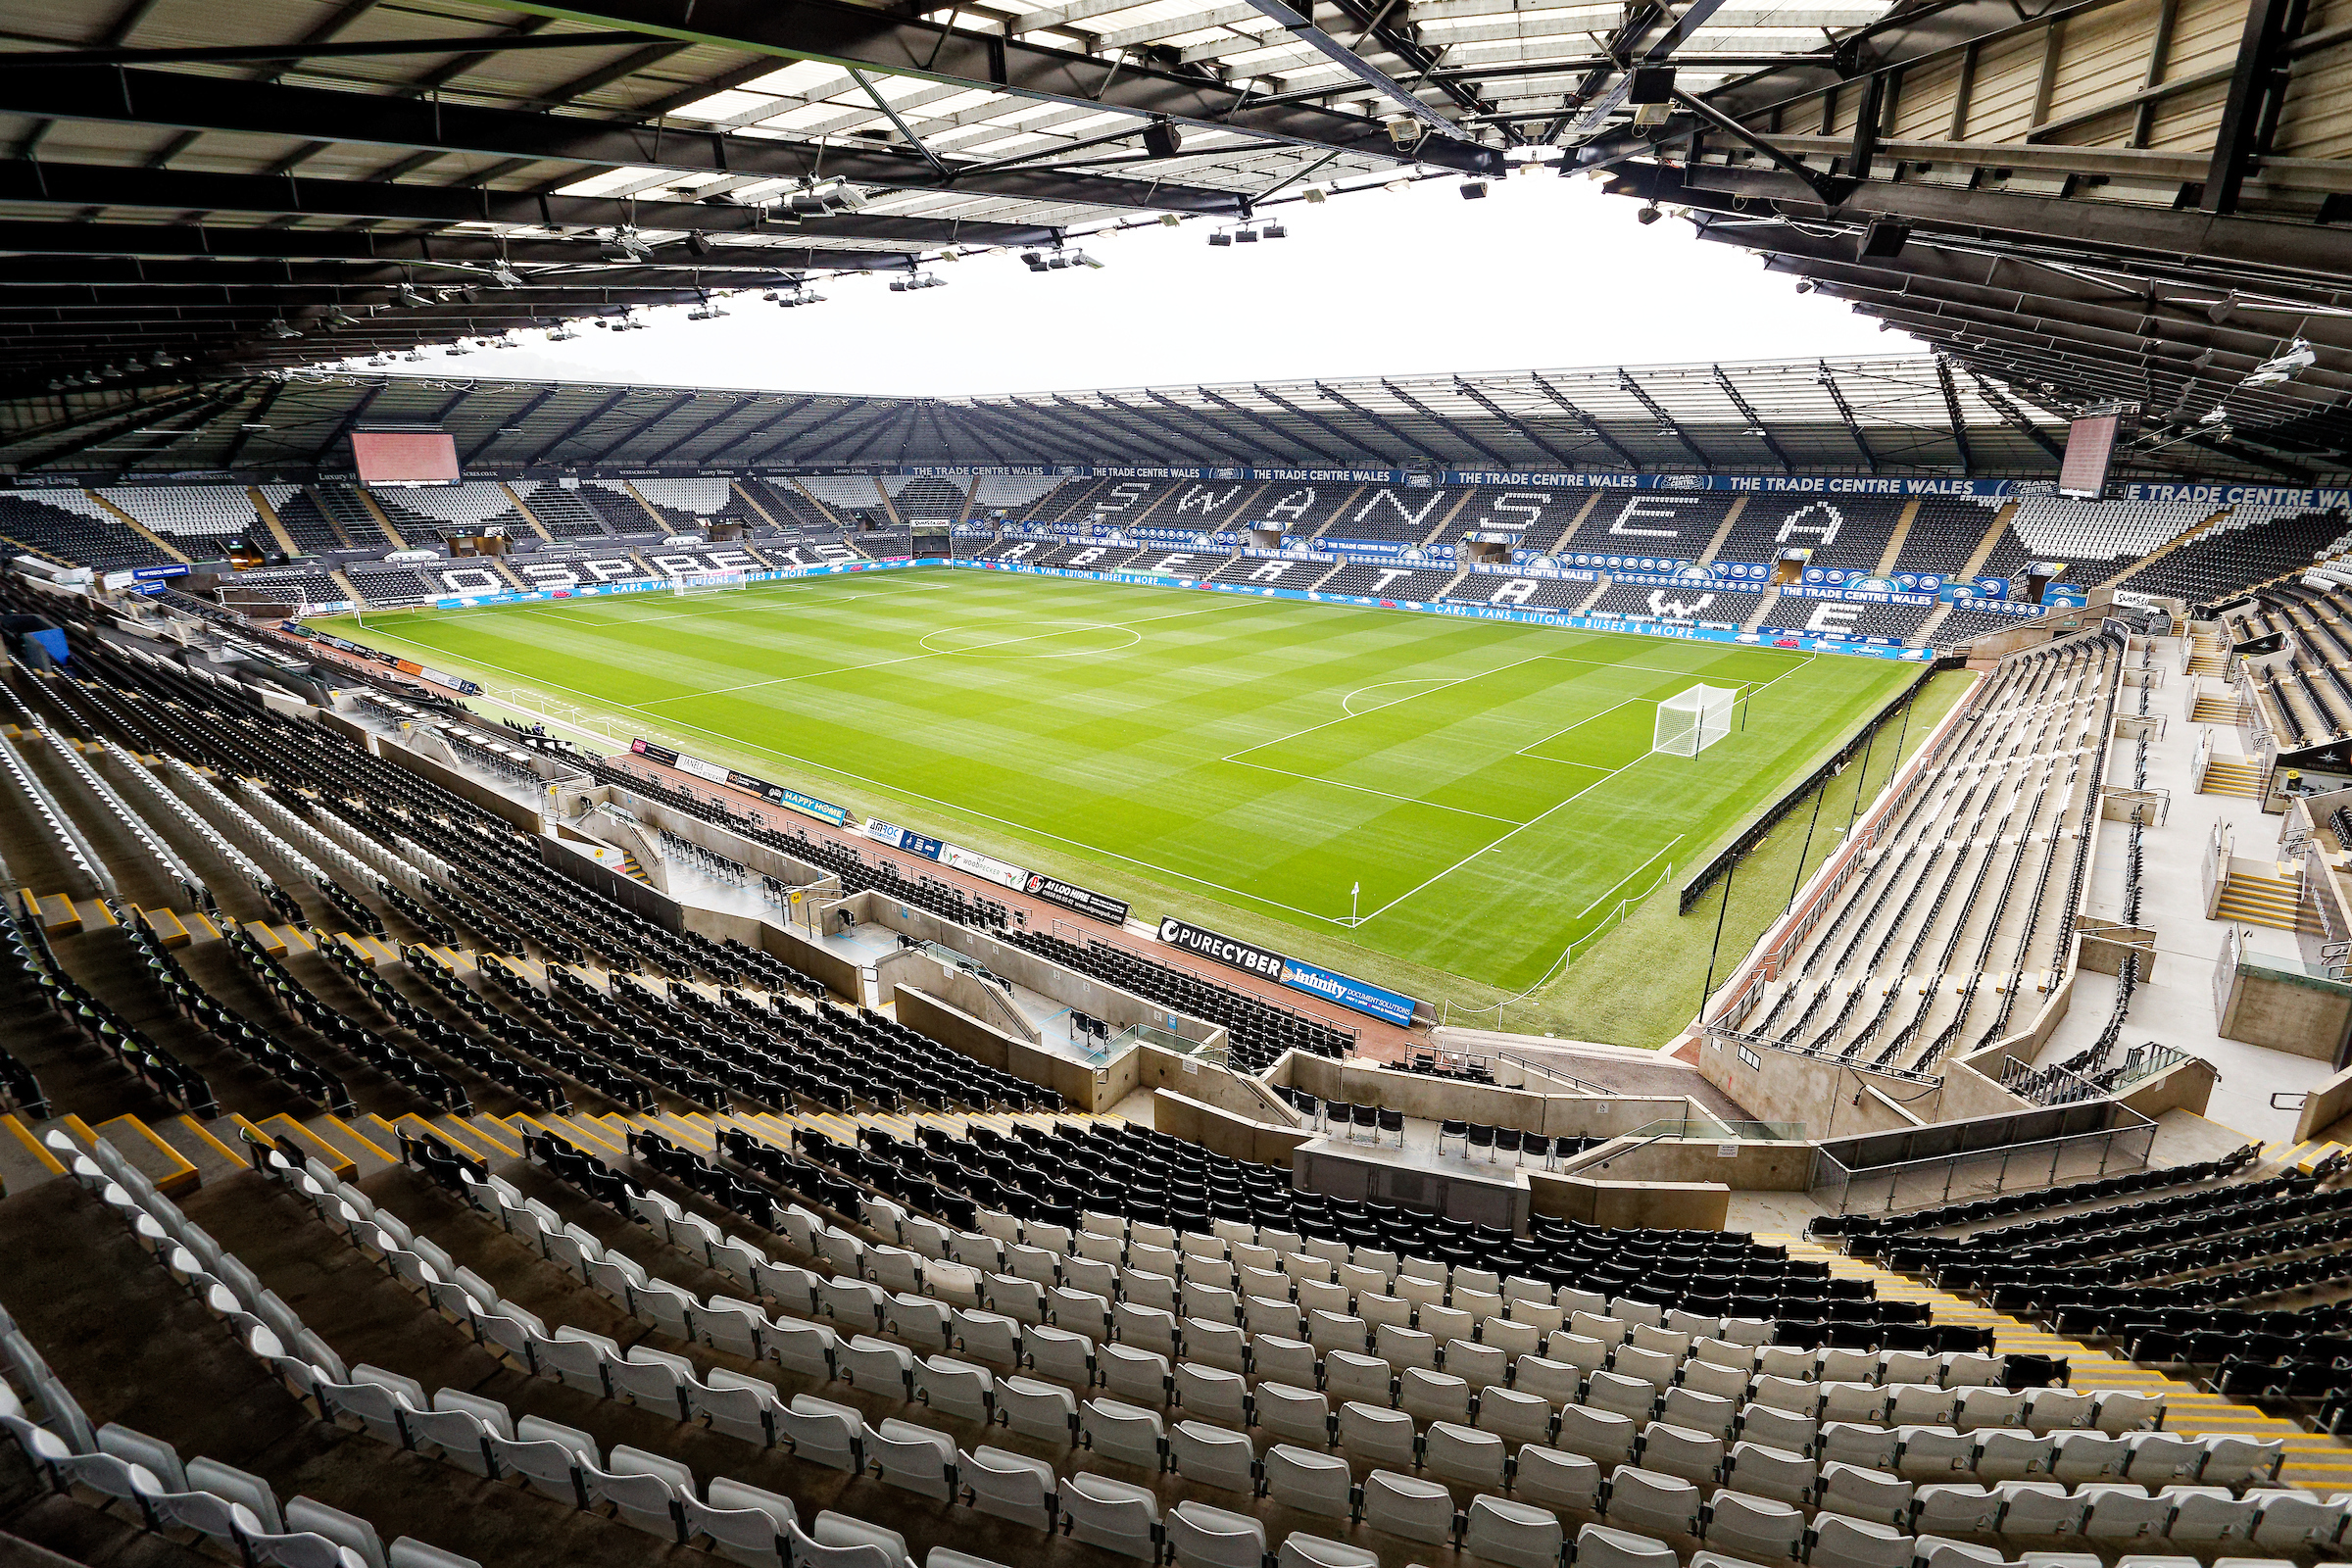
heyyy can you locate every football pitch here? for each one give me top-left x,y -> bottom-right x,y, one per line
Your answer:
316,568 -> 1919,1005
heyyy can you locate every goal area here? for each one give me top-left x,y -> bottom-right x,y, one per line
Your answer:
1653,683 -> 1738,757
673,570 -> 754,597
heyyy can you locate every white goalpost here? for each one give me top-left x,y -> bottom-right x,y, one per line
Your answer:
672,570 -> 753,598
1653,683 -> 1739,757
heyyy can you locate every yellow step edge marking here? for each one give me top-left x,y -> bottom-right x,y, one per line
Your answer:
323,1114 -> 392,1163
391,1111 -> 474,1159
95,1114 -> 199,1198
177,1115 -> 242,1168
456,1116 -> 518,1158
1,1115 -> 65,1175
548,1114 -> 628,1157
254,1113 -> 356,1181
58,1113 -> 97,1149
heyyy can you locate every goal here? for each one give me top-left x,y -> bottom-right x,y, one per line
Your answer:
673,570 -> 752,597
1653,683 -> 1738,757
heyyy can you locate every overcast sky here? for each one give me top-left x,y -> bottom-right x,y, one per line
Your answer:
374,172 -> 1916,395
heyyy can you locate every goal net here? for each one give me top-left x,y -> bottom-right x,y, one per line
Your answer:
1653,683 -> 1738,758
673,570 -> 752,597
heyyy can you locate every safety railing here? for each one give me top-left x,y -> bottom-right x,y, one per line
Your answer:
1809,1103 -> 2157,1213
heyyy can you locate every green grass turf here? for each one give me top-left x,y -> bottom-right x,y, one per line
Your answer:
317,567 -> 1926,1032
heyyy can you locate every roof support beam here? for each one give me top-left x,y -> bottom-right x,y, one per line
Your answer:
635,397 -> 759,465
702,395 -> 818,462
1959,367 -> 2065,460
799,402 -> 915,463
1812,363 -> 1878,472
1934,356 -> 1977,475
524,386 -> 631,463
0,68 -> 1257,215
828,403 -> 916,465
1383,380 -> 1514,466
1315,384 -> 1428,463
1256,386 -> 1385,465
1449,378 -> 1585,468
219,377 -> 284,469
1004,398 -> 1136,464
466,0 -> 1500,172
1616,370 -> 1712,467
1145,391 -> 1285,466
462,384 -> 564,465
1210,387 -> 1351,465
1528,374 -> 1642,468
314,381 -> 388,462
1708,365 -> 1794,472
581,392 -> 695,465
952,402 -> 1060,466
28,384 -> 249,469
1097,395 -> 1257,467
735,398 -> 869,465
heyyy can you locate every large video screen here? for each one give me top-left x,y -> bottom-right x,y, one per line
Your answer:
2057,414 -> 2119,500
353,430 -> 460,485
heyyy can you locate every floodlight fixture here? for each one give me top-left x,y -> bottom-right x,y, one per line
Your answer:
395,283 -> 429,308
266,318 -> 302,338
1460,180 -> 1489,199
1636,203 -> 1661,224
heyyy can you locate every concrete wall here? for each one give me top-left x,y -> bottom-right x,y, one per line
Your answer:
1564,1135 -> 1817,1192
2295,1060 -> 2352,1141
368,726 -> 547,832
2118,1055 -> 2218,1120
1285,1054 -> 1687,1140
1138,1048 -> 1302,1124
1693,1034 -> 1926,1136
603,788 -> 838,889
2219,959 -> 2352,1061
877,949 -> 1040,1044
1152,1089 -> 1321,1165
891,983 -> 1140,1114
1526,1169 -> 1732,1230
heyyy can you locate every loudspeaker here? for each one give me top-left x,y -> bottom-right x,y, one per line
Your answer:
1143,121 -> 1183,159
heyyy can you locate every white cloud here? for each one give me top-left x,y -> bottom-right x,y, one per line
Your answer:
383,172 -> 1912,395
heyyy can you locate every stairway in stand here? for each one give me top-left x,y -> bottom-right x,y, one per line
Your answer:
2200,758 -> 2263,797
2188,633 -> 2230,678
1770,1235 -> 2352,1491
2213,866 -> 2324,931
2192,691 -> 2248,724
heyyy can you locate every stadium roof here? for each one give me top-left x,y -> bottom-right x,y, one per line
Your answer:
0,354 -> 2274,479
0,0 -> 2343,478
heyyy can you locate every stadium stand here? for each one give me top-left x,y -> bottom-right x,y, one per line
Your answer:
368,481 -> 528,540
1586,582 -> 1763,626
316,484 -> 401,549
219,567 -> 347,609
263,485 -> 347,555
1441,573 -> 1595,612
1890,499 -> 2005,578
0,491 -> 164,571
515,481 -> 616,538
98,485 -> 260,558
1712,497 -> 1906,574
342,564 -> 439,606
1034,542 -> 1142,571
969,472 -> 1071,519
1563,493 -> 1740,563
797,474 -> 894,530
627,477 -> 760,532
1206,554 -> 1336,590
1934,605 -> 2035,643
2116,507 -> 2349,604
1453,485 -> 1595,553
1757,597 -> 1936,644
883,474 -> 973,522
1318,564 -> 1462,601
1317,484 -> 1470,544
743,476 -> 847,533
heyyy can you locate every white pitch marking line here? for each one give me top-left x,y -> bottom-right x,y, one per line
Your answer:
1222,760 -> 1527,824
1576,834 -> 1687,919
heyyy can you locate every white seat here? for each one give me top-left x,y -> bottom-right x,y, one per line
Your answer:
683,1475 -> 796,1567
1575,1522 -> 1679,1568
1558,1404 -> 1639,1467
1993,1481 -> 2087,1536
486,1414 -> 593,1502
1915,1484 -> 2006,1535
1059,1471 -> 1160,1560
1463,1495 -> 1563,1568
913,1356 -> 994,1423
1897,1426 -> 1979,1480
997,1376 -> 1079,1443
1022,1324 -> 1095,1388
581,1446 -> 692,1540
1425,1421 -> 1507,1489
1737,1404 -> 1815,1456
286,1494 -> 390,1568
1589,1371 -> 1660,1421
1516,1355 -> 1586,1406
1513,1446 -> 1601,1512
961,1445 -> 1058,1530
1807,1513 -> 1912,1568
841,1336 -> 914,1397
1264,1444 -> 1355,1519
1362,1469 -> 1456,1545
1171,1420 -> 1258,1494
779,1395 -> 864,1471
1821,1461 -> 1915,1527
955,1308 -> 1022,1365
820,1275 -> 886,1335
1959,1388 -> 2029,1431
1977,1430 -> 2058,1483
1725,1443 -> 1813,1507
1339,1400 -> 1416,1468
318,1372 -> 418,1448
1606,1464 -> 1700,1537
812,1511 -> 914,1568
2165,1487 -> 2258,1544
1400,1367 -> 1471,1423
1484,1321 -> 1542,1361
1277,1532 -> 1381,1568
870,1418 -> 956,1501
1175,1361 -> 1250,1427
1821,1423 -> 1900,1472
1186,1318 -> 1250,1375
2051,1431 -> 2132,1483
1640,1421 -> 1724,1486
1083,1397 -> 1166,1470
1547,1334 -> 1610,1375
1703,1490 -> 1803,1562
764,1318 -> 839,1380
699,1298 -> 766,1361
889,1295 -> 952,1351
2095,1392 -> 2166,1435
1324,1350 -> 1392,1407
2082,1483 -> 2172,1540
2027,1390 -> 2097,1432
526,1327 -> 614,1396
1102,1344 -> 1172,1406
2247,1489 -> 2346,1547
1889,1385 -> 1960,1427
1375,1324 -> 1438,1371
2202,1438 -> 2285,1487
1821,1383 -> 1891,1425
1166,1500 -> 1268,1568
693,1368 -> 783,1447
189,1455 -> 284,1533
385,1540 -> 481,1568
2123,1432 -> 2205,1485
1681,1361 -> 1752,1405
1255,1382 -> 1333,1446
1942,1353 -> 2004,1389
1914,1536 -> 2005,1568
1252,1337 -> 1318,1389
1476,1386 -> 1554,1445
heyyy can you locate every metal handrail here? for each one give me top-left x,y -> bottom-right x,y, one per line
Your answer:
1491,1050 -> 1614,1097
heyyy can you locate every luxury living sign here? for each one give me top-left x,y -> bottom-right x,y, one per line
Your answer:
1157,915 -> 1419,1028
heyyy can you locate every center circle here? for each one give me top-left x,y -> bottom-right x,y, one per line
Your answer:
919,621 -> 1142,659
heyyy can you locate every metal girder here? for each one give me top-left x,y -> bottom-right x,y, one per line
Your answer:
0,164 -> 1055,250
1616,370 -> 1711,467
1,68 -> 1255,216
0,259 -> 886,292
470,0 -> 1501,173
1382,380 -> 1513,466
219,378 -> 286,469
1235,0 -> 1484,136
579,391 -> 695,465
0,385 -> 203,454
826,403 -> 914,464
462,385 -> 564,464
1449,378 -> 1584,468
2203,0 -> 2296,214
1217,387 -> 1354,464
1958,368 -> 2064,459
310,382 -> 389,462
1256,386 -> 1383,464
28,384 -> 251,469
1557,0 -> 1735,143
522,386 -> 631,462
1100,395 -> 1254,467
1004,398 -> 1133,464
1934,356 -> 1975,475
1144,391 -> 1280,465
636,398 -> 757,465
1315,383 -> 1429,462
1811,363 -> 1878,472
803,402 -> 916,463
0,31 -> 662,69
736,398 -> 868,465
704,395 -> 818,462
1708,365 -> 1794,472
953,401 -> 1059,466
1527,374 -> 1642,468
